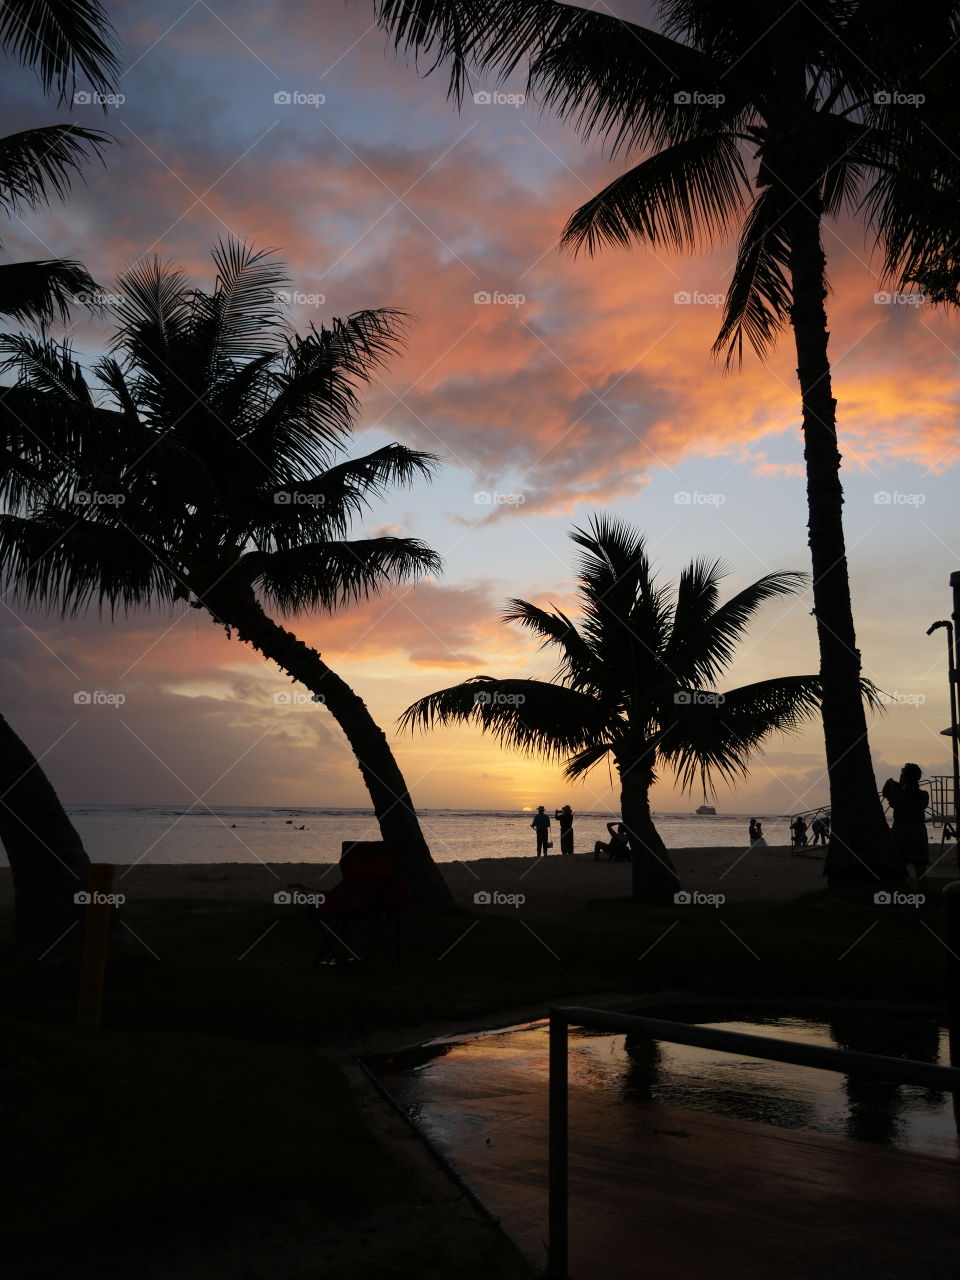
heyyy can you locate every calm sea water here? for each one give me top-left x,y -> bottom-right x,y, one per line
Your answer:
4,804 -> 795,865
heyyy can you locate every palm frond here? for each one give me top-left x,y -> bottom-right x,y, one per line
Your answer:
0,125 -> 110,218
202,238 -> 289,362
0,258 -> 103,327
0,0 -> 120,103
711,185 -> 792,367
500,597 -> 599,686
562,131 -> 747,257
399,674 -> 609,759
243,536 -> 441,615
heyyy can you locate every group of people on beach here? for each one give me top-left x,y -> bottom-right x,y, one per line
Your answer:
529,806 -> 630,861
532,763 -> 932,878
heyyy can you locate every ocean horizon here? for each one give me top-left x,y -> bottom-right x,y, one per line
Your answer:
2,803 -> 806,866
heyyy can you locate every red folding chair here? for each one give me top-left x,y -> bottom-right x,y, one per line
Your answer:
289,840 -> 412,966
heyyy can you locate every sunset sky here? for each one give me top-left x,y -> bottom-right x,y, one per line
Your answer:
2,0 -> 958,817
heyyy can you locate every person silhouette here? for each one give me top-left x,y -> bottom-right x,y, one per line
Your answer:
882,763 -> 929,880
554,805 -> 574,855
748,818 -> 767,848
531,805 -> 551,856
594,821 -> 630,861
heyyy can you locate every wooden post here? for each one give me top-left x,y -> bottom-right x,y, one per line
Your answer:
547,1008 -> 569,1280
77,863 -> 116,1030
945,881 -> 960,1133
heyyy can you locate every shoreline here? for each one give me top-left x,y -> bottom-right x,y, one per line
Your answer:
0,844 -> 826,913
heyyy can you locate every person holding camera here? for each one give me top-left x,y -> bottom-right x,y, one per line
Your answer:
882,763 -> 929,880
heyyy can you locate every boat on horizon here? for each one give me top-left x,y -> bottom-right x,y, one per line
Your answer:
695,805 -> 718,816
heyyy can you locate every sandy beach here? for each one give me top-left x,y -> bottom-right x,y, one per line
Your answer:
0,844 -> 828,915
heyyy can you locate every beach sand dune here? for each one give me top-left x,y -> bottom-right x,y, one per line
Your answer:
0,845 -> 826,914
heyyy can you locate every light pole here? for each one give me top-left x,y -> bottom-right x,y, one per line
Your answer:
928,571 -> 960,865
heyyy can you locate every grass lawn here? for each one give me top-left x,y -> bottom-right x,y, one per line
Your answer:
1,880 -> 952,1277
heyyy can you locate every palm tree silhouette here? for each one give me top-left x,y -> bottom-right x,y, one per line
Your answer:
401,515 -> 826,902
0,242 -> 452,906
372,0 -> 947,885
0,0 -> 119,956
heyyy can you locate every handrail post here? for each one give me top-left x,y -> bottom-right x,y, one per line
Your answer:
945,881 -> 960,1133
547,1008 -> 569,1280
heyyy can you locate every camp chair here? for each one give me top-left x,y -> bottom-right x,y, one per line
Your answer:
289,840 -> 412,966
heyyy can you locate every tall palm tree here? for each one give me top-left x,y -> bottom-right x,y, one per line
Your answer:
0,0 -> 119,957
0,241 -> 452,907
371,0 -> 951,886
401,515 -> 828,903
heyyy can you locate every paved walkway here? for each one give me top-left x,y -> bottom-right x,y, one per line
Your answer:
373,1025 -> 960,1279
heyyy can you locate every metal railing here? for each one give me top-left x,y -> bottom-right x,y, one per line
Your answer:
790,776 -> 958,845
546,1003 -> 960,1280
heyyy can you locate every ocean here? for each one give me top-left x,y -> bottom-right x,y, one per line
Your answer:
5,805 -> 796,866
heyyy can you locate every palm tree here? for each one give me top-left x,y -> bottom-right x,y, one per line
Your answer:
401,515 -> 826,902
0,0 -> 119,957
0,241 -> 452,907
371,0 -> 949,886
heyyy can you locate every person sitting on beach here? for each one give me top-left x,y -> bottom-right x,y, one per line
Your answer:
882,763 -> 929,880
554,805 -> 574,856
594,821 -> 630,862
531,805 -> 551,856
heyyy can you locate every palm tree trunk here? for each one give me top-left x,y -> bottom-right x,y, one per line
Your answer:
784,189 -> 901,889
0,711 -> 89,959
618,755 -> 681,903
203,587 -> 451,908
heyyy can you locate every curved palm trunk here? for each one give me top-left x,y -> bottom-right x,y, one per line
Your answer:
618,754 -> 681,903
784,189 -> 901,889
0,711 -> 89,959
203,586 -> 451,908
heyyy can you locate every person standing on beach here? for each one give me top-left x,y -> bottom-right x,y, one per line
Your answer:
811,815 -> 829,846
882,764 -> 929,880
531,806 -> 551,856
748,818 -> 767,848
555,805 -> 574,855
